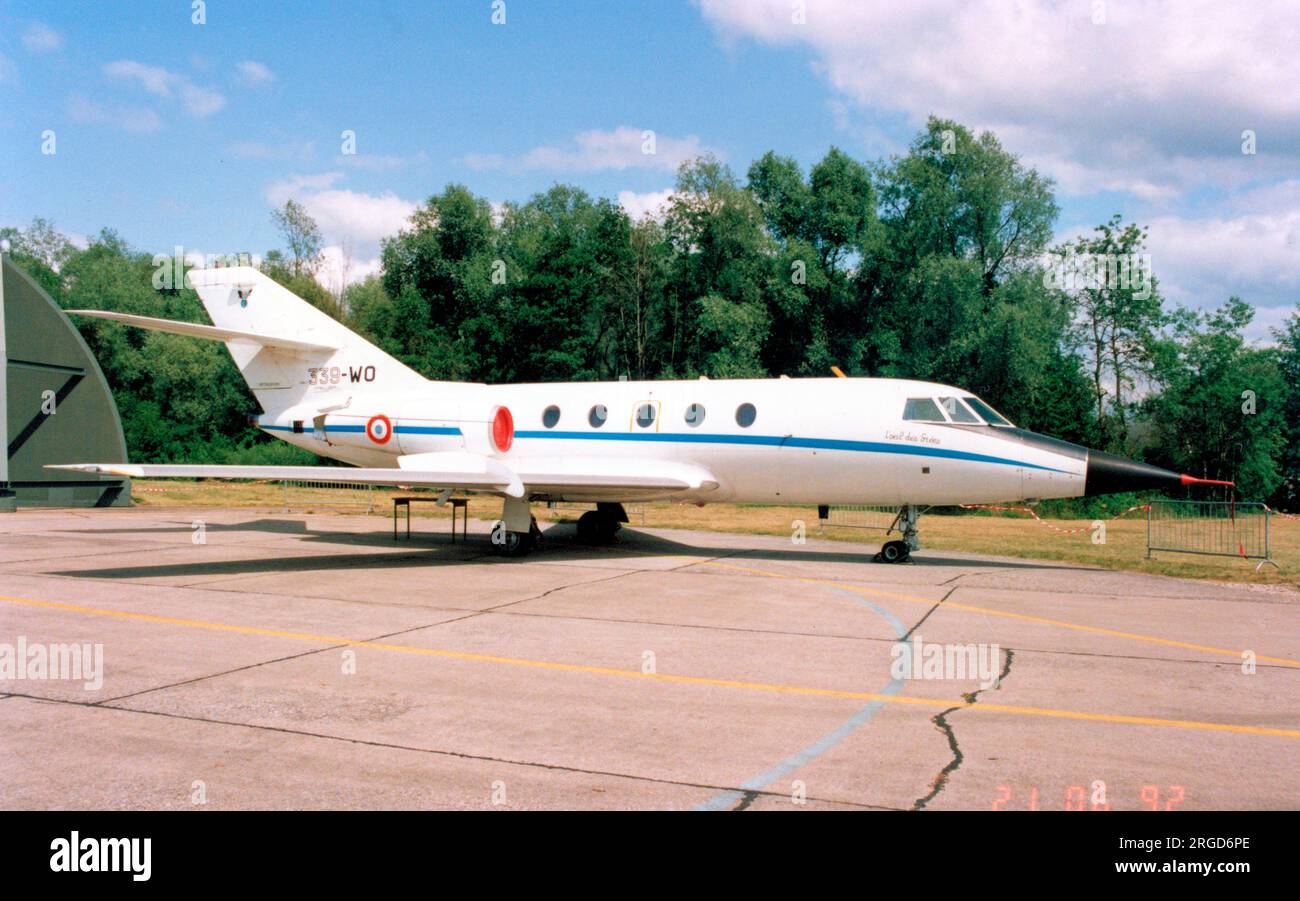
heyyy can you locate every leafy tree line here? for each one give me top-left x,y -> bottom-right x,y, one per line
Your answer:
4,117 -> 1296,507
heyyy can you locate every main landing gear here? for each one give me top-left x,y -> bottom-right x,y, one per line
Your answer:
875,504 -> 922,564
575,502 -> 627,545
491,500 -> 628,557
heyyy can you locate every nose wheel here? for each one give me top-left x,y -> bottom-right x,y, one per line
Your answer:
874,504 -> 923,564
877,539 -> 911,563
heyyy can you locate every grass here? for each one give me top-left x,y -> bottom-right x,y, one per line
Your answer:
127,479 -> 1298,589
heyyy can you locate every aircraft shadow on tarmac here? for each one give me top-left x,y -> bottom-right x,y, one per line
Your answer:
48,519 -> 1092,580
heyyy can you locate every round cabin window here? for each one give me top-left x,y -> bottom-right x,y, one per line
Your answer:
588,404 -> 607,428
735,403 -> 756,428
542,405 -> 561,428
684,403 -> 706,427
635,403 -> 656,428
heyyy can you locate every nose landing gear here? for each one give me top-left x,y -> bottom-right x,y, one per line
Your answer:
874,504 -> 923,564
877,540 -> 910,563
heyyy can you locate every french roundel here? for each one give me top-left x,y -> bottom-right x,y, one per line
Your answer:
366,414 -> 393,445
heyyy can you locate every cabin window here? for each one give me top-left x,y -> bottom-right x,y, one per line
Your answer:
735,403 -> 756,428
939,396 -> 980,424
963,396 -> 1012,426
684,403 -> 706,427
542,405 -> 561,428
635,403 -> 656,428
588,404 -> 608,428
903,398 -> 946,423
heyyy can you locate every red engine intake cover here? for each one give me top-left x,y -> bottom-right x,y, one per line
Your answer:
491,406 -> 514,453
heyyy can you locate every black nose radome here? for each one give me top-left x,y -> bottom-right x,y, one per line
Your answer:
1084,450 -> 1183,496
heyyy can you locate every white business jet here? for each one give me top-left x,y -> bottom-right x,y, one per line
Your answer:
49,267 -> 1226,560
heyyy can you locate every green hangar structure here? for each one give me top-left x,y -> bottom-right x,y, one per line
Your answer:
1,254 -> 131,509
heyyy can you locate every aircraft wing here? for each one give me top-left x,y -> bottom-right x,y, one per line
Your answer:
45,454 -> 718,502
65,310 -> 339,353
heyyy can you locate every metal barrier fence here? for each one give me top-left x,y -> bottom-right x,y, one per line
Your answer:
280,481 -> 375,514
544,501 -> 646,525
818,504 -> 901,531
1146,500 -> 1277,570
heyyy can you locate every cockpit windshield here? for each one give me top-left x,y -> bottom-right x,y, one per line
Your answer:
962,396 -> 1013,426
901,394 -> 1015,427
939,397 -> 980,423
902,397 -> 945,422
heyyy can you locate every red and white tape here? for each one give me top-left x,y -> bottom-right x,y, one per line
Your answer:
957,502 -> 1149,534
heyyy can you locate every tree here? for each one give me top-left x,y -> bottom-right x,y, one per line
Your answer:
379,184 -> 497,379
1270,307 -> 1300,509
1054,216 -> 1170,450
872,118 -> 1058,297
664,154 -> 773,376
1143,298 -> 1287,499
601,216 -> 672,380
270,199 -> 323,278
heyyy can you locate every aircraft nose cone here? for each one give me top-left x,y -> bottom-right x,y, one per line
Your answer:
1084,450 -> 1183,496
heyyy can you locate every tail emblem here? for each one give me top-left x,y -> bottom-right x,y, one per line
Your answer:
366,414 -> 393,445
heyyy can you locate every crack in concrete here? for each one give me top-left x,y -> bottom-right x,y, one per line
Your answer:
900,584 -> 960,642
1,691 -> 888,809
912,647 -> 1015,811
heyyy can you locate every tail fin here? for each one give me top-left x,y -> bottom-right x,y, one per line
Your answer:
186,266 -> 427,416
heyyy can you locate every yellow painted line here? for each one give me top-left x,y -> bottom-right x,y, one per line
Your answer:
2,593 -> 1299,739
695,559 -> 1300,668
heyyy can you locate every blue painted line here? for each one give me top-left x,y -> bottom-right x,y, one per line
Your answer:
515,429 -> 1071,474
260,418 -> 1066,475
260,424 -> 462,436
396,426 -> 462,435
694,588 -> 910,811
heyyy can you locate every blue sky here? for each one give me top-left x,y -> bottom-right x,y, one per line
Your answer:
2,0 -> 1296,339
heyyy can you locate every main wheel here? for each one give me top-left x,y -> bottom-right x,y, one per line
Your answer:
491,523 -> 535,557
576,510 -> 619,545
878,540 -> 910,563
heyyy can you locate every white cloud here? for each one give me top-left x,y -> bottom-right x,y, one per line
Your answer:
466,127 -> 715,174
524,127 -> 710,172
230,140 -> 315,163
698,0 -> 1300,198
22,22 -> 63,53
67,94 -> 163,133
234,60 -> 274,86
336,151 -> 427,172
459,152 -> 505,171
264,173 -> 416,278
314,244 -> 383,294
1145,208 -> 1300,309
103,59 -> 226,118
618,188 -> 676,221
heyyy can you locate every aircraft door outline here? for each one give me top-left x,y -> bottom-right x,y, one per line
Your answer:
630,399 -> 662,433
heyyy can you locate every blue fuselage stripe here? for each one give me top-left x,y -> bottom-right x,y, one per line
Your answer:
514,430 -> 1072,474
261,424 -> 461,436
261,422 -> 1072,474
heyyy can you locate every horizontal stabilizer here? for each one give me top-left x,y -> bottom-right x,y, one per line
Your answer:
65,310 -> 339,353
